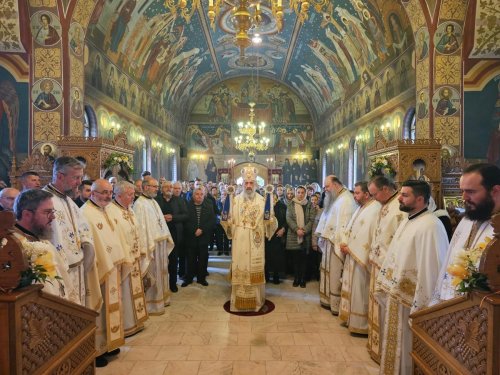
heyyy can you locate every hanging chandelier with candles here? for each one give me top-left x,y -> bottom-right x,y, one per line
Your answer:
234,102 -> 270,154
208,0 -> 284,56
164,0 -> 328,57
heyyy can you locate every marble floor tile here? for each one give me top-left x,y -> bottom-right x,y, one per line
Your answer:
292,332 -> 324,345
280,345 -> 313,361
218,345 -> 251,360
309,346 -> 346,362
163,360 -> 200,374
209,332 -> 239,345
237,332 -> 267,346
96,256 -> 379,374
198,360 -> 233,375
299,361 -> 333,375
150,332 -> 184,346
250,345 -> 281,360
155,345 -> 191,360
232,360 -> 266,375
96,359 -> 134,375
129,361 -> 168,375
187,345 -> 221,360
251,321 -> 277,333
265,360 -> 301,375
265,332 -> 295,346
276,322 -> 304,332
180,332 -> 211,345
122,346 -> 161,361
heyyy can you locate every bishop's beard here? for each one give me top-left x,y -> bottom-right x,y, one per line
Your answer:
323,191 -> 334,211
244,189 -> 256,201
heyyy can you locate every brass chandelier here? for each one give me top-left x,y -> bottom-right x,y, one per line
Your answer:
164,0 -> 328,56
208,0 -> 284,56
234,102 -> 270,154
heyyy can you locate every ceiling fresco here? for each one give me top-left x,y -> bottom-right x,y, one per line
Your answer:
86,0 -> 413,124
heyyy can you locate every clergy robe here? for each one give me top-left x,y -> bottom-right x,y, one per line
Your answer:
133,195 -> 174,315
13,224 -> 76,302
367,193 -> 406,364
108,200 -> 149,336
42,184 -> 100,308
223,192 -> 277,312
314,200 -> 334,306
82,200 -> 126,355
430,218 -> 493,304
376,210 -> 448,375
319,189 -> 356,314
339,200 -> 381,334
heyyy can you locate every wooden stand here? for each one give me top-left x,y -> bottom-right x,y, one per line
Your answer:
367,130 -> 442,205
0,285 -> 98,375
57,133 -> 135,180
410,213 -> 500,374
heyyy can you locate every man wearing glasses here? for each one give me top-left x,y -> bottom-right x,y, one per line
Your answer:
82,179 -> 126,367
11,189 -> 75,301
43,156 -> 99,308
133,178 -> 175,315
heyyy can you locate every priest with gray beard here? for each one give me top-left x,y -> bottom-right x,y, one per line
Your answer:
222,167 -> 277,312
315,175 -> 356,314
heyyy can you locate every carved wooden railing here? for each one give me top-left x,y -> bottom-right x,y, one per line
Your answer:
0,285 -> 98,375
411,213 -> 500,375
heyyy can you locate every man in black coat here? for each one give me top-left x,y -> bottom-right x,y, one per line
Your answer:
182,187 -> 216,287
156,180 -> 188,292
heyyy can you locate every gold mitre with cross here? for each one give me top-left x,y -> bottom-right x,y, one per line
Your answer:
241,166 -> 257,182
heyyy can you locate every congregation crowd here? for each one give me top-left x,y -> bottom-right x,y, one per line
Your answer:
1,158 -> 499,373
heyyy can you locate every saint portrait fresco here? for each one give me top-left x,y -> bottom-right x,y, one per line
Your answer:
417,89 -> 429,119
32,79 -> 62,111
70,87 -> 83,117
69,23 -> 84,56
434,22 -> 462,55
433,86 -> 460,116
415,27 -> 429,60
31,12 -> 61,46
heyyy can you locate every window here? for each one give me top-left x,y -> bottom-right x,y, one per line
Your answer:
403,107 -> 416,140
83,105 -> 98,137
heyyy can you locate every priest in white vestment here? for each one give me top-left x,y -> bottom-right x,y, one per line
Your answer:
431,164 -> 499,304
82,179 -> 126,366
134,178 -> 175,315
108,181 -> 149,336
222,167 -> 277,312
376,180 -> 448,375
42,157 -> 100,309
339,182 -> 381,334
314,177 -> 335,307
366,176 -> 406,363
12,189 -> 76,302
318,175 -> 356,314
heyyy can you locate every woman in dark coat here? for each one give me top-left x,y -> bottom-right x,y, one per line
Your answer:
286,186 -> 316,288
265,192 -> 287,284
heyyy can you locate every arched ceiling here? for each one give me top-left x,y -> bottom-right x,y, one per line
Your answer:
86,0 -> 413,125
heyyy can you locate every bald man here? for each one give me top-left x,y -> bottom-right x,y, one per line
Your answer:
0,187 -> 20,211
82,179 -> 126,367
134,178 -> 174,315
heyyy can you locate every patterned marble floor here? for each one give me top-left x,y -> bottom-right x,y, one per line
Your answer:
97,255 -> 379,375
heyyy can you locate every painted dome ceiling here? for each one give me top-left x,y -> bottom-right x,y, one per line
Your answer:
86,0 -> 413,125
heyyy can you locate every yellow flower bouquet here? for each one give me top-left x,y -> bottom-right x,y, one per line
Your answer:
18,239 -> 61,288
447,237 -> 492,293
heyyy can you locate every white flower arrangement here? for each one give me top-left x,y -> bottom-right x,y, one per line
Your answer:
369,156 -> 396,178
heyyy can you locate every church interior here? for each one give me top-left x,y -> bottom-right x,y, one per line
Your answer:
0,0 -> 499,374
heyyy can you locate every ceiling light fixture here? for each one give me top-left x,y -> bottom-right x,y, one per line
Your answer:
208,0 -> 284,56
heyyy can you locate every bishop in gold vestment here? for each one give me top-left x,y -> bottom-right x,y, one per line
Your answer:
222,167 -> 277,312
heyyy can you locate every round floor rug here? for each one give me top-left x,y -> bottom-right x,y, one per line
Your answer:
223,300 -> 275,316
